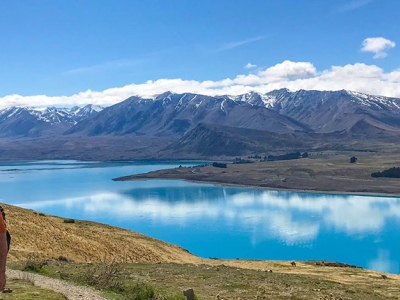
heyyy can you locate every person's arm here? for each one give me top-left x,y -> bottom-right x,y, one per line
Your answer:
0,214 -> 7,291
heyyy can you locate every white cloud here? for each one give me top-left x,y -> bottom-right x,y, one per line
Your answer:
338,0 -> 373,12
219,36 -> 265,51
244,63 -> 257,69
259,60 -> 317,80
1,60 -> 400,108
361,37 -> 396,59
64,59 -> 141,75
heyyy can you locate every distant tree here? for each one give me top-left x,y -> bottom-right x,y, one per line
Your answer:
212,162 -> 227,168
267,152 -> 302,161
371,167 -> 400,178
302,152 -> 309,158
233,157 -> 253,164
350,156 -> 357,163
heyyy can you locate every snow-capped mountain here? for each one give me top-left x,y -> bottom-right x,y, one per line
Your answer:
0,104 -> 103,137
236,89 -> 400,134
70,104 -> 104,121
1,89 -> 400,160
2,90 -> 400,139
65,92 -> 309,136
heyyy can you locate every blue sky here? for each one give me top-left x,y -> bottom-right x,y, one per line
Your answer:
0,0 -> 399,107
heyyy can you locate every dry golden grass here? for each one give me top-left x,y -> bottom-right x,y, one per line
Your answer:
4,204 -> 202,265
2,203 -> 400,299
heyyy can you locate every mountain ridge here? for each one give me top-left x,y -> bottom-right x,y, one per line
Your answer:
1,89 -> 400,159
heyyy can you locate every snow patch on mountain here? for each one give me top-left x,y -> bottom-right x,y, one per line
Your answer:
346,90 -> 400,110
0,105 -> 104,125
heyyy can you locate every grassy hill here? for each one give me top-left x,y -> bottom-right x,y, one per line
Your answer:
2,203 -> 400,299
4,204 -> 201,264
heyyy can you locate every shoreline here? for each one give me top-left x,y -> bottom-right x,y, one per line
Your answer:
113,151 -> 400,197
117,175 -> 400,198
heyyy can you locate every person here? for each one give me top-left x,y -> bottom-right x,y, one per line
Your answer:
0,209 -> 8,292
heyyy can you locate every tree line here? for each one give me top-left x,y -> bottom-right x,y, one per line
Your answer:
371,167 -> 400,178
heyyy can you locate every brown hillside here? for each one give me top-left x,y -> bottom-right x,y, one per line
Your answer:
3,204 -> 202,264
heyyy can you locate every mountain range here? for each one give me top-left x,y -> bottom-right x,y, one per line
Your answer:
1,89 -> 400,160
0,104 -> 103,138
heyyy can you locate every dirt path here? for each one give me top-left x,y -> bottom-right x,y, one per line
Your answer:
6,268 -> 105,300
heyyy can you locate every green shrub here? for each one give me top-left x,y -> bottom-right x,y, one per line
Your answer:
23,255 -> 48,272
165,293 -> 186,300
125,281 -> 156,300
80,261 -> 123,292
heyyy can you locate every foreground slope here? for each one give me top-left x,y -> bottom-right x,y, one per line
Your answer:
3,203 -> 400,299
4,204 -> 201,264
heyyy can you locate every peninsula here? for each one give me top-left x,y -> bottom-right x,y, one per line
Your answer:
114,151 -> 400,196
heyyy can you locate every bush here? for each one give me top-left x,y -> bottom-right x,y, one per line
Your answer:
125,286 -> 185,300
23,255 -> 48,272
212,162 -> 227,168
57,255 -> 68,262
63,218 -> 75,223
125,281 -> 156,300
79,261 -> 183,299
80,261 -> 123,292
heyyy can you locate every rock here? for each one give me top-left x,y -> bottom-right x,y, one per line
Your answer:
183,288 -> 195,300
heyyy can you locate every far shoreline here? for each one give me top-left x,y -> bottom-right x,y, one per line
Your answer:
116,176 -> 400,198
113,152 -> 400,198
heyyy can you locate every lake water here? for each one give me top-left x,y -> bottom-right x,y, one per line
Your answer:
0,160 -> 399,274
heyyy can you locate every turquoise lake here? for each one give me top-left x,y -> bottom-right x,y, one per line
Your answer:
0,160 -> 399,274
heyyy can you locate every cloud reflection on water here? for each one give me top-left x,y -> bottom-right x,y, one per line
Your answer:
368,249 -> 399,274
18,186 -> 400,246
238,191 -> 400,235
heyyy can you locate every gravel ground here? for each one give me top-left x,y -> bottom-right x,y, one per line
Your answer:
6,268 -> 106,300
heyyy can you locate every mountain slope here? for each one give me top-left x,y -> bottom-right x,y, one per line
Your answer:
0,105 -> 103,137
237,89 -> 400,135
162,123 -> 310,157
65,92 -> 310,137
1,89 -> 400,159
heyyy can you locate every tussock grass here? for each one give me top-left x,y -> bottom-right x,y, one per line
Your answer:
10,260 -> 400,299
